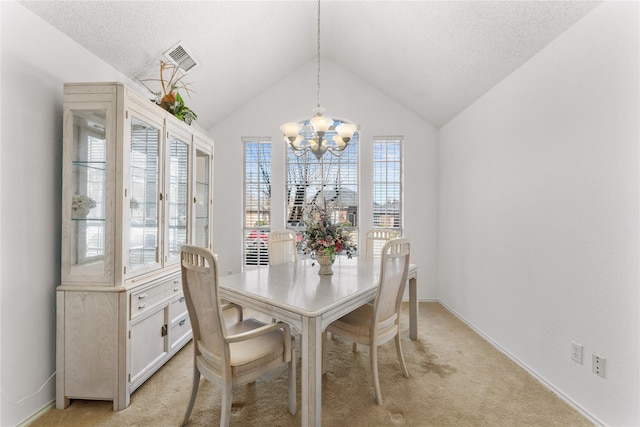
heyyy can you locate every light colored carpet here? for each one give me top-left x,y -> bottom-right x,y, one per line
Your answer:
30,302 -> 591,426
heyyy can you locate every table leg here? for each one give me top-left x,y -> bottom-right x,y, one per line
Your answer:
301,316 -> 322,427
409,273 -> 418,340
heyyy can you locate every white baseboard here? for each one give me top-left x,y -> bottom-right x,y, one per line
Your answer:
437,300 -> 604,427
18,400 -> 55,427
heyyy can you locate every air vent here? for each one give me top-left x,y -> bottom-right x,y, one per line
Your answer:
163,42 -> 198,73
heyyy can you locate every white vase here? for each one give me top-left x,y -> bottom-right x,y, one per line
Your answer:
316,251 -> 334,275
73,207 -> 90,218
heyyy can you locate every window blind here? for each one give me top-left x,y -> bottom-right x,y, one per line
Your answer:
243,139 -> 272,267
373,137 -> 403,233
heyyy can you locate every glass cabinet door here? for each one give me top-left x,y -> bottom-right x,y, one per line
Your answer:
193,146 -> 212,248
166,133 -> 189,263
128,116 -> 161,272
67,109 -> 108,277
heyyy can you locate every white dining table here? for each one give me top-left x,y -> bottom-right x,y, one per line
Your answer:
218,256 -> 418,427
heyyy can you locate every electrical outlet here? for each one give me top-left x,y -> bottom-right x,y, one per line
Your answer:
571,342 -> 583,364
592,353 -> 606,378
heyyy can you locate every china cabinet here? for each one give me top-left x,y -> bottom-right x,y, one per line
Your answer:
57,82 -> 214,410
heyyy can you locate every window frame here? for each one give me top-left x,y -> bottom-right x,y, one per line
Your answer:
372,136 -> 403,234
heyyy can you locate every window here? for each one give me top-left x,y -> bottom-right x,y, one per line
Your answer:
373,137 -> 403,232
84,133 -> 106,259
286,120 -> 359,249
243,139 -> 271,267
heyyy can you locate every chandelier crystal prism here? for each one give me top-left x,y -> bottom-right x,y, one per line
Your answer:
280,0 -> 358,161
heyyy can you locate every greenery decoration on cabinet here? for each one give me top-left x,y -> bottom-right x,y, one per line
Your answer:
140,60 -> 197,125
58,82 -> 214,411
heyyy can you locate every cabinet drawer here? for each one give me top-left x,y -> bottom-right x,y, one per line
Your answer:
170,295 -> 188,323
170,315 -> 191,350
131,276 -> 182,319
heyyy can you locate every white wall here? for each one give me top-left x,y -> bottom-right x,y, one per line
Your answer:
0,2 -> 134,425
209,59 -> 439,300
438,2 -> 639,426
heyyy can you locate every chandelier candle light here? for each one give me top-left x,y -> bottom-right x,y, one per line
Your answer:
280,0 -> 358,161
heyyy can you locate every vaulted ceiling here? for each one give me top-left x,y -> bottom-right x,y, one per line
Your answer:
20,1 -> 601,130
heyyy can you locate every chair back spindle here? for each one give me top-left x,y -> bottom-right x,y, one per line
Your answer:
269,229 -> 298,265
364,229 -> 400,260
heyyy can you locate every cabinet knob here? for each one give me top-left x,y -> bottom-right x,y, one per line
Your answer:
138,303 -> 146,310
179,296 -> 185,303
138,294 -> 147,299
179,318 -> 187,326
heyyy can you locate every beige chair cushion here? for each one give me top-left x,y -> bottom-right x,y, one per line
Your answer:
330,304 -> 399,339
330,304 -> 374,337
227,319 -> 286,372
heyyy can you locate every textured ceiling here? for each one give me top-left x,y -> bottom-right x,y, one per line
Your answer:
20,1 -> 601,129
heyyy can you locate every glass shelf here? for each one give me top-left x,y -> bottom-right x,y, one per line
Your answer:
68,108 -> 107,271
72,161 -> 106,167
193,147 -> 210,248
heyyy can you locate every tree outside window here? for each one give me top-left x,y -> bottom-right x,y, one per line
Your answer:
286,120 -> 359,252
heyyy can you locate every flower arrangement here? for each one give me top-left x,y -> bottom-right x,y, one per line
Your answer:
72,194 -> 96,211
140,60 -> 197,125
72,194 -> 96,217
302,207 -> 356,263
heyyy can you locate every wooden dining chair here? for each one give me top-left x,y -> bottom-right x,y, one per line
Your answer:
348,228 -> 400,352
364,229 -> 400,260
268,229 -> 298,265
323,238 -> 410,405
180,245 -> 296,426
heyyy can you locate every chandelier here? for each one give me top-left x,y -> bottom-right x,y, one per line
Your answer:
280,0 -> 358,161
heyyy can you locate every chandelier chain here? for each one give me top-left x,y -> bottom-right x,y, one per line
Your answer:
316,0 -> 321,109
